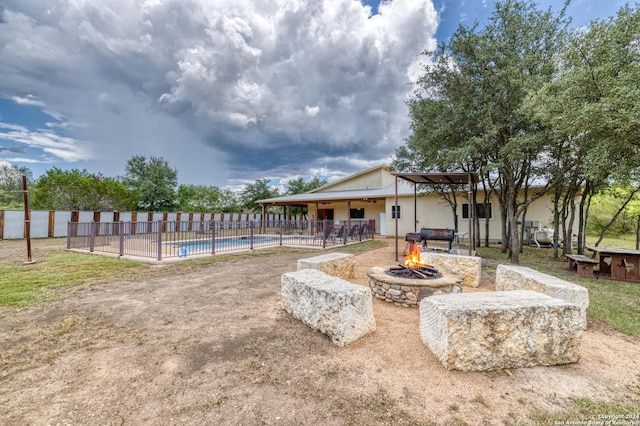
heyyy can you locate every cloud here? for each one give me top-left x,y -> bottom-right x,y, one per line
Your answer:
0,122 -> 91,162
12,95 -> 44,107
0,0 -> 438,185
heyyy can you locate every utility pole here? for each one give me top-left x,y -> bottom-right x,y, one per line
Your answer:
23,175 -> 35,264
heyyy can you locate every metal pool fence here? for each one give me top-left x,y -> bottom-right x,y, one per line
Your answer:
67,219 -> 375,260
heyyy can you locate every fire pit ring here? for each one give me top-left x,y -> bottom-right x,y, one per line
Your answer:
367,266 -> 463,308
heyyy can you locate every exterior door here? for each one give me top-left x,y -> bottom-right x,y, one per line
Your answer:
317,209 -> 334,221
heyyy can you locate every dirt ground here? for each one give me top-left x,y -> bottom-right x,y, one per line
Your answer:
0,239 -> 638,425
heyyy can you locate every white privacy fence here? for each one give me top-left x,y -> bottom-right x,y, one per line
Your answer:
0,210 -> 289,240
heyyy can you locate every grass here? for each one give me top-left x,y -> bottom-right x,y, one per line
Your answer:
0,239 -> 386,308
0,250 -> 147,307
476,241 -> 640,337
529,398 -> 640,424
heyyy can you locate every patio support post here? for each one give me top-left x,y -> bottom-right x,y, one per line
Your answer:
468,174 -> 474,255
262,204 -> 266,234
414,183 -> 417,232
395,175 -> 399,261
347,200 -> 351,241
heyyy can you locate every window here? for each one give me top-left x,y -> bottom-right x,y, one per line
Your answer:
350,208 -> 365,219
391,205 -> 401,219
463,203 -> 492,219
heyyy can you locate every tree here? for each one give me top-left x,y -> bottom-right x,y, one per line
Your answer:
31,168 -> 136,211
285,177 -> 327,217
123,155 -> 178,211
528,5 -> 640,253
219,188 -> 241,213
395,0 -> 570,262
177,184 -> 223,212
240,178 -> 281,213
286,177 -> 327,195
0,163 -> 31,209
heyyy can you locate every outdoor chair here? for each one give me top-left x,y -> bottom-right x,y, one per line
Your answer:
348,224 -> 360,240
358,223 -> 369,240
329,224 -> 346,244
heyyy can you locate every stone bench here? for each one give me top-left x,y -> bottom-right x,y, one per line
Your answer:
421,251 -> 482,288
419,291 -> 584,371
495,264 -> 589,329
281,269 -> 376,347
297,252 -> 355,280
564,254 -> 598,277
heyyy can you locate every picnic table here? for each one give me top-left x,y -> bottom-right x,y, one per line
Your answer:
586,246 -> 640,282
564,253 -> 598,277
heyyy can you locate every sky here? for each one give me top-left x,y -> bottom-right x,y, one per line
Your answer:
0,0 -> 630,189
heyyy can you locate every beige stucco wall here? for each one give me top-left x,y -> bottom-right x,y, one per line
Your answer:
318,166 -> 387,192
384,191 -> 576,241
302,166 -> 579,241
308,200 -> 385,230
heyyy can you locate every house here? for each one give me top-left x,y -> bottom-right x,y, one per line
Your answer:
257,165 -> 565,244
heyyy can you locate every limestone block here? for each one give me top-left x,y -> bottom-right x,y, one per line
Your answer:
420,291 -> 583,371
281,269 -> 376,347
421,252 -> 482,288
495,264 -> 589,329
297,252 -> 355,280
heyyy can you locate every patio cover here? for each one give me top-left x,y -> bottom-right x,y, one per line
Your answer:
394,172 -> 479,259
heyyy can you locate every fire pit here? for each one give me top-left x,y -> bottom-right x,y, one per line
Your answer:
367,241 -> 463,307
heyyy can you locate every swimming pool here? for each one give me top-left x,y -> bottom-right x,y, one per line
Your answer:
170,235 -> 282,256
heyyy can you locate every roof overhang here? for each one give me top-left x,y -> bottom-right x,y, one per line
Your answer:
393,172 -> 479,185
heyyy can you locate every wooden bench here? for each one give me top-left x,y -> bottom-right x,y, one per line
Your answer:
564,254 -> 598,277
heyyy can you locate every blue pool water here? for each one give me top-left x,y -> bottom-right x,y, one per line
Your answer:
171,235 -> 280,256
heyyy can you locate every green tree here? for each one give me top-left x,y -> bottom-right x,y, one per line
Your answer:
285,177 -> 327,217
286,177 -> 327,195
123,155 -> 178,211
177,184 -> 224,212
0,163 -> 31,209
218,188 -> 241,213
240,178 -> 281,213
31,168 -> 136,211
395,0 -> 570,262
529,5 -> 640,252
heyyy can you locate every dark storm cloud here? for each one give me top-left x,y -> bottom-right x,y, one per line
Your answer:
0,0 -> 438,185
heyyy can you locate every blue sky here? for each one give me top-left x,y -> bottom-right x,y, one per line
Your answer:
0,0 -> 630,189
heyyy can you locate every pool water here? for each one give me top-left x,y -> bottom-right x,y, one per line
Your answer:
171,235 -> 280,255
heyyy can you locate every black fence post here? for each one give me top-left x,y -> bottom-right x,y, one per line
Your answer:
322,220 -> 328,249
119,221 -> 124,257
89,221 -> 95,252
250,221 -> 254,250
157,220 -> 162,261
211,220 -> 216,255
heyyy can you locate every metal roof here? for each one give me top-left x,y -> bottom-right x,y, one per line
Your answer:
394,172 -> 479,185
257,181 -> 416,205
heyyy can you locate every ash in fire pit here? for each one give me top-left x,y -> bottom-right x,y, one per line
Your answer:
387,265 -> 442,279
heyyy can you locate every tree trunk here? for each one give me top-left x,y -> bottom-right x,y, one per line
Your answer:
507,177 -> 521,263
636,215 -> 640,251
